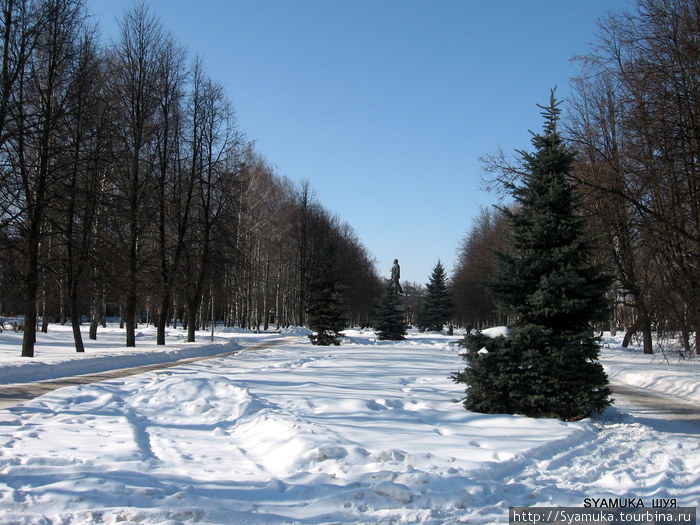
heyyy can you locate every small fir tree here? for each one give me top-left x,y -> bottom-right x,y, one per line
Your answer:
307,242 -> 346,346
417,261 -> 454,332
454,91 -> 612,420
373,282 -> 406,340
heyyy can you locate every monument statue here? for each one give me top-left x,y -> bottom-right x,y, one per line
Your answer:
390,259 -> 403,295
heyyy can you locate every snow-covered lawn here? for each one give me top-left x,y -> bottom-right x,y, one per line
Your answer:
0,325 -> 697,524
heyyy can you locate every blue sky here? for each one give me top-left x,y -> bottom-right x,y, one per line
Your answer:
89,0 -> 630,284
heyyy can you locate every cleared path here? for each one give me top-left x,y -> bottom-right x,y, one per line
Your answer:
0,336 -> 298,409
610,382 -> 700,434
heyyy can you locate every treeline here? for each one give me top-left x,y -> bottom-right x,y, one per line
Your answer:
0,0 -> 381,357
452,0 -> 699,356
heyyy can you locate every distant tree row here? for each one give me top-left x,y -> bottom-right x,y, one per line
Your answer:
451,208 -> 510,329
0,0 -> 381,356
452,0 -> 699,356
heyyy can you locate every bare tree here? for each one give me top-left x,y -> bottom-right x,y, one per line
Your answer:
0,0 -> 34,324
452,207 -> 510,328
293,179 -> 316,327
108,3 -> 163,347
181,68 -> 240,342
56,23 -> 109,352
568,0 -> 700,354
567,71 -> 657,353
152,36 -> 186,345
3,0 -> 88,357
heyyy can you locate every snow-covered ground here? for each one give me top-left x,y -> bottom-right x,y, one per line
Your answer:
600,333 -> 700,403
0,325 -> 697,524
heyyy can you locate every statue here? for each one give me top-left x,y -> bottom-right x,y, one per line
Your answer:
390,259 -> 403,295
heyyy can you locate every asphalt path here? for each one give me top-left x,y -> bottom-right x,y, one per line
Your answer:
0,336 -> 299,409
609,382 -> 700,434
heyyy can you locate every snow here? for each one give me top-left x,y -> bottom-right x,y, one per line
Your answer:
480,325 -> 510,338
600,333 -> 700,403
0,325 -> 697,524
0,325 -> 243,385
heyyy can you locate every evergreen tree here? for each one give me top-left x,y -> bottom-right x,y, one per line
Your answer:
454,91 -> 612,420
307,242 -> 346,346
373,282 -> 406,340
417,261 -> 454,332
452,332 -> 513,413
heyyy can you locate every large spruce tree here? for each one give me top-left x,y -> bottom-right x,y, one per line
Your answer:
373,282 -> 406,340
454,92 -> 612,420
307,241 -> 346,346
417,261 -> 454,332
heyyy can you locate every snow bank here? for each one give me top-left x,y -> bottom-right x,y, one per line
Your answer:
480,325 -> 510,338
601,334 -> 700,403
471,327 -> 700,403
279,325 -> 312,337
0,324 -> 243,384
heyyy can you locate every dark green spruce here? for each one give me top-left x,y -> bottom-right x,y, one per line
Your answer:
373,282 -> 406,341
454,91 -> 612,420
306,242 -> 347,346
417,261 -> 454,332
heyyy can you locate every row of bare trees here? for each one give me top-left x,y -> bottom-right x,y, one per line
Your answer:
452,0 -> 699,356
451,207 -> 509,329
568,0 -> 699,355
0,0 -> 381,356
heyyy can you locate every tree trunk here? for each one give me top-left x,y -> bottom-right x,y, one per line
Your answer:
186,300 -> 197,343
680,327 -> 691,357
21,226 -> 40,357
622,314 -> 654,354
125,293 -> 136,347
101,290 -> 107,328
641,319 -> 653,356
156,292 -> 170,345
21,287 -> 37,357
88,282 -> 99,340
67,270 -> 85,352
70,294 -> 85,353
